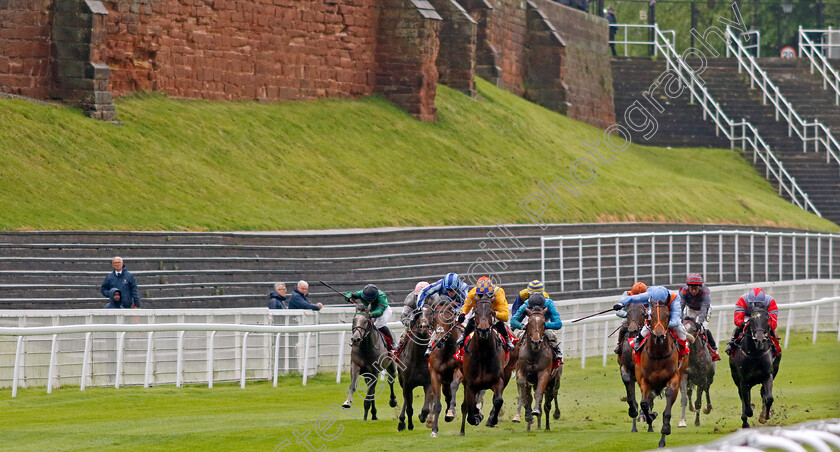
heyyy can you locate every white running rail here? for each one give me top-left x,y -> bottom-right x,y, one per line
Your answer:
649,25 -> 820,215
609,24 -> 675,57
726,26 -> 840,173
799,27 -> 840,106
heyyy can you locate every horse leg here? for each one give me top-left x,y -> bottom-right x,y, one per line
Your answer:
460,387 -> 476,435
759,376 -> 774,424
694,383 -> 703,426
406,385 -> 416,430
533,370 -> 549,418
512,378 -> 524,423
398,383 -> 409,431
418,383 -> 431,424
387,361 -> 398,408
364,374 -> 379,421
679,375 -> 688,428
638,379 -> 655,433
738,383 -> 752,428
659,376 -> 680,448
543,384 -> 555,431
487,381 -> 504,428
446,373 -> 460,422
703,386 -> 713,414
427,373 -> 441,434
343,363 -> 360,408
622,366 -> 638,420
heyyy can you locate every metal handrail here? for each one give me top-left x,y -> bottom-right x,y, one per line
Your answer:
609,24 -> 674,57
727,26 -> 840,174
649,25 -> 820,215
799,27 -> 840,106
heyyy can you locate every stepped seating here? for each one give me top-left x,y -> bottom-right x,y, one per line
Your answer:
0,225 -> 835,309
612,57 -> 840,225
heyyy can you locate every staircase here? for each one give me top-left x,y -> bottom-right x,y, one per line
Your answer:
760,58 -> 840,135
612,57 -> 840,225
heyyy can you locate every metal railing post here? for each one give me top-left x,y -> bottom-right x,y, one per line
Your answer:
115,331 -> 126,389
597,238 -> 602,289
579,239 -> 584,290
144,332 -> 154,388
241,332 -> 249,389
581,324 -> 587,369
207,331 -> 216,389
812,306 -> 820,344
302,332 -> 312,386
80,332 -> 91,391
335,330 -> 346,384
602,320 -> 610,367
47,334 -> 57,394
540,238 -> 546,286
784,310 -> 793,349
176,330 -> 185,388
11,336 -> 23,398
560,240 -> 565,292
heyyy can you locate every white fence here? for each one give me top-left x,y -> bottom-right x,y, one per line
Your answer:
540,230 -> 838,293
0,280 -> 837,394
665,418 -> 840,452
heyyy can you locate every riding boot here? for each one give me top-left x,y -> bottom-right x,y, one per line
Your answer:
614,325 -> 627,355
456,318 -> 475,350
423,341 -> 435,359
704,329 -> 721,361
379,326 -> 395,350
725,326 -> 742,356
551,344 -> 563,361
633,332 -> 645,353
494,322 -> 513,351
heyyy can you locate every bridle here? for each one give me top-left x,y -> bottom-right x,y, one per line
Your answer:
525,309 -> 547,349
474,299 -> 494,337
352,312 -> 373,343
645,300 -> 675,360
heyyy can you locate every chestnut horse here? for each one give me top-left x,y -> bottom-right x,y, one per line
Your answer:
425,296 -> 464,438
617,303 -> 647,433
729,304 -> 781,428
460,299 -> 507,435
397,305 -> 434,432
635,300 -> 688,448
515,307 -> 561,431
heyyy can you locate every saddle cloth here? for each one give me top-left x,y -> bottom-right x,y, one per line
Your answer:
629,331 -> 689,366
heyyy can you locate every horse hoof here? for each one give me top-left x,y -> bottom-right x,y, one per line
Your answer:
390,399 -> 398,408
661,424 -> 671,435
703,405 -> 712,415
695,418 -> 700,427
342,402 -> 351,409
659,437 -> 666,448
476,401 -> 483,411
445,409 -> 456,422
678,420 -> 687,428
531,409 -> 541,417
425,418 -> 435,429
759,414 -> 767,424
371,415 -> 378,421
398,422 -> 405,432
553,410 -> 560,420
419,413 -> 428,423
512,414 -> 521,423
629,407 -> 638,418
408,424 -> 414,431
430,432 -> 438,438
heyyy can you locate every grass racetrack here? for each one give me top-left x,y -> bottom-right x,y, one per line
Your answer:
1,332 -> 838,451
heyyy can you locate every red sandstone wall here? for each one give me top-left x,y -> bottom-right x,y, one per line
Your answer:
102,0 -> 380,101
484,0 -> 526,95
0,0 -> 53,98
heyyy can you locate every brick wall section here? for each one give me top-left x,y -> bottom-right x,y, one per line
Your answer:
51,0 -> 115,120
428,0 -> 475,97
483,0 -> 527,95
535,0 -> 615,129
0,0 -> 53,98
101,0 -> 381,101
456,0 -> 498,85
374,0 -> 441,122
524,0 -> 567,114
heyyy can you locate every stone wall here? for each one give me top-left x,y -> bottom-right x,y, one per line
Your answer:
535,0 -> 615,129
0,0 -> 52,98
429,0 -> 476,97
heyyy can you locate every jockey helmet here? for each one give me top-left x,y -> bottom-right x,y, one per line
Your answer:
362,284 -> 378,300
630,281 -> 647,295
528,292 -> 546,309
443,273 -> 461,290
686,273 -> 703,286
475,279 -> 495,297
526,280 -> 544,294
745,288 -> 768,304
413,281 -> 430,295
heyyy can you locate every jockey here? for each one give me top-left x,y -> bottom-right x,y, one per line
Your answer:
510,280 -> 550,314
679,273 -> 720,361
613,281 -> 648,354
456,278 -> 513,351
417,272 -> 469,309
725,288 -> 780,355
613,285 -> 689,352
345,284 -> 395,350
511,292 -> 563,361
396,281 -> 430,353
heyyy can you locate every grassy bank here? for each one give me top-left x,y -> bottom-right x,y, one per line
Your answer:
0,79 -> 835,231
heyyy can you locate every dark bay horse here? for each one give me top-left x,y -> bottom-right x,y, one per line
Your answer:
480,327 -> 519,426
425,296 -> 463,438
680,317 -> 715,428
460,299 -> 506,435
397,305 -> 434,431
515,307 -> 561,431
729,305 -> 781,428
618,303 -> 647,433
341,305 -> 397,420
635,300 -> 688,448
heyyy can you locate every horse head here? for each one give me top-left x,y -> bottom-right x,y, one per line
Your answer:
525,307 -> 546,349
413,305 -> 433,339
650,300 -> 671,346
626,303 -> 646,338
682,316 -> 699,338
743,303 -> 771,353
431,295 -> 458,344
350,307 -> 372,347
474,298 -> 494,340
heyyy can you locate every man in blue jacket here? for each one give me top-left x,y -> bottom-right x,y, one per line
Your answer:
510,293 -> 563,361
104,288 -> 124,309
268,283 -> 288,309
100,257 -> 141,308
288,281 -> 322,310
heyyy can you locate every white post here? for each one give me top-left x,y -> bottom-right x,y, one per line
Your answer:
241,332 -> 250,389
47,334 -> 57,394
817,237 -> 822,279
812,306 -> 819,344
734,235 -> 739,282
750,234 -> 755,282
719,233 -> 724,282
830,237 -> 834,279
784,310 -> 793,349
115,331 -> 126,389
207,331 -> 216,389
702,234 -> 707,279
274,333 -> 282,387
12,336 -> 23,398
651,236 -> 656,285
302,332 -> 312,386
779,235 -> 784,279
80,332 -> 91,391
581,324 -> 587,369
805,236 -> 810,279
686,235 -> 691,275
615,237 -> 620,287
716,311 -> 724,347
144,332 -> 154,388
176,331 -> 185,388
597,238 -> 602,289
560,240 -> 565,292
765,233 -> 770,281
335,330 -> 346,384
793,235 -> 797,278
669,234 -> 674,284
579,239 -> 584,290
602,320 -> 609,367
540,238 -> 546,285
633,236 -> 638,282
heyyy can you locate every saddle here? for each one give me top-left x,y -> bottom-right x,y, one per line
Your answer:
629,331 -> 689,366
454,327 -> 518,363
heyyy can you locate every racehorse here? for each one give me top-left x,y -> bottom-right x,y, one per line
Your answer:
479,326 -> 519,426
679,317 -> 715,428
341,304 -> 398,420
459,299 -> 507,435
618,303 -> 647,433
515,306 -> 561,431
425,295 -> 464,438
397,305 -> 434,431
729,304 -> 781,428
635,300 -> 688,448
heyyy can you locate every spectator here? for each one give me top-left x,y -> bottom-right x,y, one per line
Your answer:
607,6 -> 618,56
100,256 -> 141,308
268,283 -> 288,309
104,288 -> 124,309
288,280 -> 322,310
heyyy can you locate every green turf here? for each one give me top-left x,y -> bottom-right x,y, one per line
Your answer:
0,80 -> 836,231
1,332 -> 838,451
